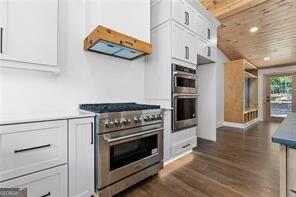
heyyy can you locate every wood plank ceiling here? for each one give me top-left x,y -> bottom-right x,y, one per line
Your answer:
200,0 -> 296,68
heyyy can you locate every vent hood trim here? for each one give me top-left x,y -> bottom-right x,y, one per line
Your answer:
84,25 -> 152,60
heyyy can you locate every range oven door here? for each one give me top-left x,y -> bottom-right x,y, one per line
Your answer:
173,95 -> 198,132
97,127 -> 163,189
173,71 -> 197,94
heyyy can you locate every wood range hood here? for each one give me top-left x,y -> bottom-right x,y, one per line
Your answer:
84,25 -> 152,60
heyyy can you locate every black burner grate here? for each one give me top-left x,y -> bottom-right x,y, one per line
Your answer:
80,103 -> 160,113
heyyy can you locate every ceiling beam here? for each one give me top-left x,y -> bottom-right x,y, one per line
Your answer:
199,0 -> 269,20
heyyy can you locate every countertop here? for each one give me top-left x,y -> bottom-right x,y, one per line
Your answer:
0,110 -> 95,125
272,112 -> 296,147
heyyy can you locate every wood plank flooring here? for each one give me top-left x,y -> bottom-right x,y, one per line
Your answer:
119,122 -> 281,197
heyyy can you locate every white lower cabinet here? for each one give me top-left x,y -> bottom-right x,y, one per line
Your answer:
172,136 -> 197,158
0,165 -> 68,197
171,127 -> 197,158
0,116 -> 95,197
0,120 -> 68,182
163,111 -> 172,162
69,118 -> 95,197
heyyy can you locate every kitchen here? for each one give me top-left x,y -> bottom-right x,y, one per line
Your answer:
0,0 -> 295,196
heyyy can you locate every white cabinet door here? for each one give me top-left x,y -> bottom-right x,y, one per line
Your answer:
196,14 -> 207,40
0,0 -> 58,66
0,165 -> 68,197
208,24 -> 217,46
172,0 -> 197,34
0,120 -> 68,182
172,0 -> 187,27
197,38 -> 217,62
163,111 -> 172,162
69,118 -> 95,197
172,22 -> 186,62
172,22 -> 197,65
186,4 -> 197,34
185,30 -> 197,65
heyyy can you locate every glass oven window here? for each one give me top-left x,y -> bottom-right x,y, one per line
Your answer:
110,134 -> 158,171
176,77 -> 195,88
176,98 -> 196,121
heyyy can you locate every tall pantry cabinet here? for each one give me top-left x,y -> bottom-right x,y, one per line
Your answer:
145,0 -> 219,162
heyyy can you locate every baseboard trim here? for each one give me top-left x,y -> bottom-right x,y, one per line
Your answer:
164,150 -> 193,166
223,119 -> 258,129
216,121 -> 224,128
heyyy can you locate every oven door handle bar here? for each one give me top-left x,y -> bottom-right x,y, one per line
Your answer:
105,128 -> 163,144
173,71 -> 197,79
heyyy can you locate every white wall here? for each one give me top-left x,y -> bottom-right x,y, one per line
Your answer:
216,49 -> 229,127
198,63 -> 217,141
197,49 -> 229,141
0,0 -> 150,116
258,65 -> 296,120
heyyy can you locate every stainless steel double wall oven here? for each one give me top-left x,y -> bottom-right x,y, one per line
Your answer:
172,64 -> 198,132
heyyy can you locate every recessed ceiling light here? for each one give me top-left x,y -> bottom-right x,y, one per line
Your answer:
264,57 -> 270,61
250,27 -> 258,32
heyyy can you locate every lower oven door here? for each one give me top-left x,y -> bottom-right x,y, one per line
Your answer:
97,127 -> 163,189
173,95 -> 198,132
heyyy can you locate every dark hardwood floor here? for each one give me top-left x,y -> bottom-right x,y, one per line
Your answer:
119,121 -> 281,197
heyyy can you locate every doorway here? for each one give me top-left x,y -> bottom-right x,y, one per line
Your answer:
264,73 -> 296,121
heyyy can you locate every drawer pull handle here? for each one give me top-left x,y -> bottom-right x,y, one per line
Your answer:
41,192 -> 51,197
182,144 -> 190,149
14,144 -> 51,154
291,190 -> 296,194
0,27 -> 3,54
91,122 -> 94,145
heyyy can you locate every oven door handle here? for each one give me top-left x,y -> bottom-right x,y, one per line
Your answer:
105,128 -> 163,144
173,71 -> 197,79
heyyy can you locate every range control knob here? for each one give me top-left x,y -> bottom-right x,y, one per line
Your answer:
151,115 -> 156,120
105,121 -> 114,128
121,119 -> 127,125
134,117 -> 140,123
144,116 -> 149,121
127,119 -> 132,124
114,120 -> 121,126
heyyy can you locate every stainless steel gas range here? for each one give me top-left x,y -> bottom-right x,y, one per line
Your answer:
80,103 -> 164,196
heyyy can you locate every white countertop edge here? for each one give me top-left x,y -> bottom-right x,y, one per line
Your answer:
0,111 -> 96,125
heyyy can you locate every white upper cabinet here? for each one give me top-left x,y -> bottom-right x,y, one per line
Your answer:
0,0 -> 58,70
172,22 -> 197,65
196,13 -> 207,40
185,30 -> 197,64
172,22 -> 186,62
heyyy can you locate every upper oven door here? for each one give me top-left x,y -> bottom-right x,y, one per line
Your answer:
173,71 -> 197,94
173,95 -> 198,132
97,127 -> 163,189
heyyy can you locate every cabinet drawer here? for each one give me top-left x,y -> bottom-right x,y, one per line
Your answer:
288,148 -> 296,192
172,126 -> 197,144
172,136 -> 197,158
0,120 -> 67,182
0,165 -> 67,197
